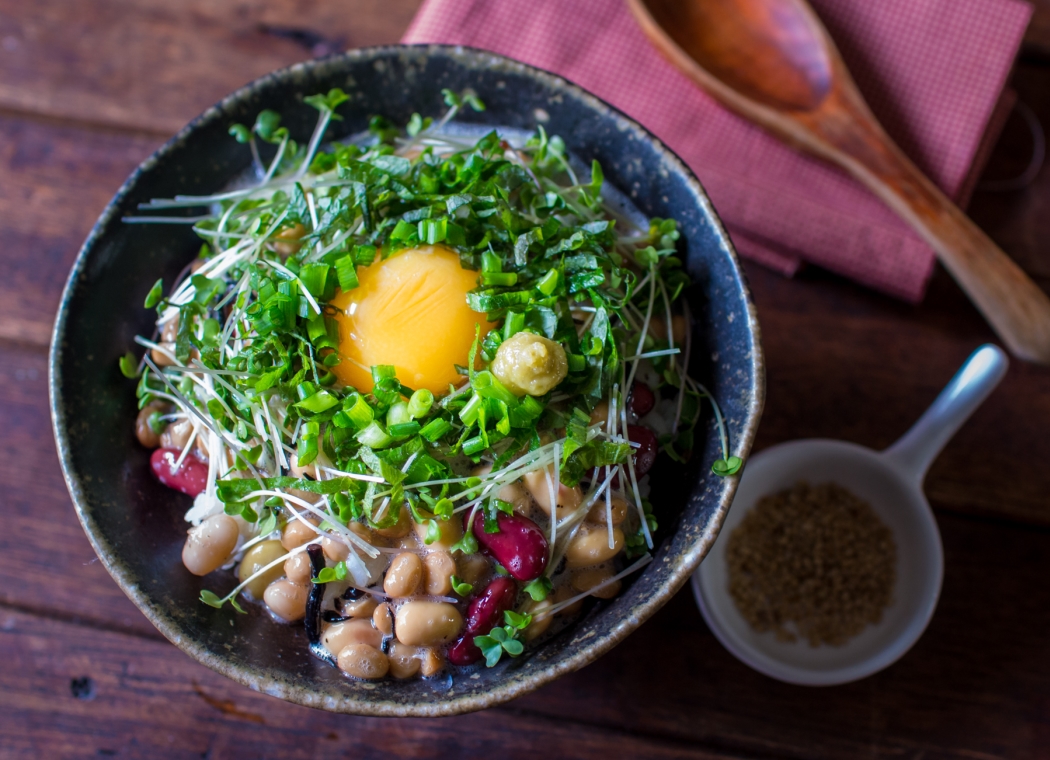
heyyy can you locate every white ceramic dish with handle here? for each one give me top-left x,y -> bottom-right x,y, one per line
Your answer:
693,344 -> 1008,685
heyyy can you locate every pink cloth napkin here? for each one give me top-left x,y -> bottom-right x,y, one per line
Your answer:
403,0 -> 1031,302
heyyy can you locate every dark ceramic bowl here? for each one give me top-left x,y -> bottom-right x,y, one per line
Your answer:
50,45 -> 764,717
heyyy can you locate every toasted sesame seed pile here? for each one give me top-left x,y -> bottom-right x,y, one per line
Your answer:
726,481 -> 897,647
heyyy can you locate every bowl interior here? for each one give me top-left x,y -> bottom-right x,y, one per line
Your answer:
695,440 -> 943,686
51,45 -> 763,716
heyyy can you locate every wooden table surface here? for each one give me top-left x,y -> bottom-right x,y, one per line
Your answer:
3,1 -> 1050,757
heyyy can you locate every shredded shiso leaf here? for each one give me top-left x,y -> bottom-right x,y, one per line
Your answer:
124,88 -> 740,654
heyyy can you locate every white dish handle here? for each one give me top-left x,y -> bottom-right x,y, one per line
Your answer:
881,344 -> 1008,486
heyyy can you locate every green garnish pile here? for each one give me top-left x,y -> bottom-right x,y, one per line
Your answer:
122,88 -> 740,648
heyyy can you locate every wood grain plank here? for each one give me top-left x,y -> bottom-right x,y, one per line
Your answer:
969,64 -> 1050,281
744,261 -> 1050,526
509,511 -> 1050,760
7,329 -> 1050,759
0,0 -> 422,134
0,112 -> 159,348
1025,0 -> 1050,58
0,607 -> 740,760
3,114 -> 1049,521
1,507 -> 1048,759
0,343 -> 159,637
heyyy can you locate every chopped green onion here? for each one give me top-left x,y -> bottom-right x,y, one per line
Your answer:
353,244 -> 377,266
420,418 -> 452,442
343,393 -> 374,430
356,422 -> 393,448
334,255 -> 359,291
482,272 -> 518,287
503,311 -> 525,340
418,218 -> 448,245
386,401 -> 411,427
296,389 -> 339,414
459,393 -> 483,426
407,388 -> 434,419
481,249 -> 502,273
536,268 -> 559,296
388,421 -> 421,438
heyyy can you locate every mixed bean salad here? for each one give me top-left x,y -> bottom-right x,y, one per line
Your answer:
122,89 -> 740,681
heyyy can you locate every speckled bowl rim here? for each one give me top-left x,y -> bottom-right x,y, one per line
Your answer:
50,44 -> 765,717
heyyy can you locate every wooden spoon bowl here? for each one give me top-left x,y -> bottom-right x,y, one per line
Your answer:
629,0 -> 1050,364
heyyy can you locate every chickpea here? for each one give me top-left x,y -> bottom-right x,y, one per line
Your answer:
285,487 -> 322,505
288,449 -> 333,480
263,579 -> 309,622
270,223 -> 307,258
323,618 -> 382,655
237,539 -> 286,599
671,314 -> 689,344
490,331 -> 569,397
419,647 -> 445,677
193,435 -> 209,462
589,399 -> 610,429
372,603 -> 394,635
193,435 -> 235,468
375,502 -> 412,539
160,418 -> 193,450
523,467 -> 583,520
135,401 -> 167,448
472,465 -> 533,517
523,598 -> 553,641
455,554 -> 491,587
648,314 -> 688,345
322,536 -> 350,563
395,602 -> 463,647
150,341 -> 178,367
182,515 -> 239,576
501,481 -> 534,517
394,529 -> 419,554
149,317 -> 180,367
337,643 -> 389,680
552,583 -> 584,617
422,551 -> 456,596
395,532 -> 421,552
384,552 -> 423,597
565,525 -> 625,569
349,520 -> 381,546
586,495 -> 629,526
281,519 -> 317,551
283,551 -> 312,584
387,641 -> 422,679
571,564 -> 621,599
160,315 -> 179,343
413,515 -> 462,552
341,595 -> 378,620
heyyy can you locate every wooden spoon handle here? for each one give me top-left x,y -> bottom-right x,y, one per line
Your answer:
843,131 -> 1050,364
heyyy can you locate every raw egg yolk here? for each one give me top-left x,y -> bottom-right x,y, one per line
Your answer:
330,245 -> 494,394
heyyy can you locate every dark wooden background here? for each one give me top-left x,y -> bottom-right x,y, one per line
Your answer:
2,1 -> 1050,757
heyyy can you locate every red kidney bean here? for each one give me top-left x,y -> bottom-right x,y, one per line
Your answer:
150,448 -> 208,497
446,576 -> 518,666
467,512 -> 549,582
446,635 -> 481,666
627,425 -> 659,479
628,382 -> 655,417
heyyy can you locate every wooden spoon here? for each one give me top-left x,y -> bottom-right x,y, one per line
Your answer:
628,0 -> 1050,364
